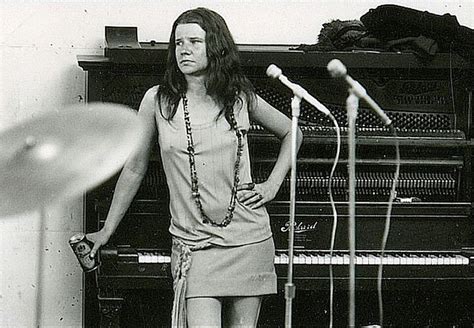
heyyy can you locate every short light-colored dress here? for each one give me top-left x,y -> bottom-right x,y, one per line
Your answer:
153,86 -> 277,301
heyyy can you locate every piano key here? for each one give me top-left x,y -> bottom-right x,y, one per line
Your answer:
294,254 -> 302,265
400,255 -> 407,265
393,254 -> 401,265
368,254 -> 377,265
343,254 -> 350,265
274,255 -> 280,264
362,254 -> 369,265
385,255 -> 395,265
305,253 -> 313,265
310,253 -> 319,265
324,254 -> 332,265
425,255 -> 432,265
441,256 -> 450,265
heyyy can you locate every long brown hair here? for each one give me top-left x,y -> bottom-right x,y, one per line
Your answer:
157,7 -> 256,125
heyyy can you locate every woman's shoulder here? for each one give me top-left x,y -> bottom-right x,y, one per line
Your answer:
143,85 -> 160,101
139,85 -> 162,111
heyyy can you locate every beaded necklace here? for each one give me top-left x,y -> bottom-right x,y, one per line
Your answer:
182,95 -> 243,227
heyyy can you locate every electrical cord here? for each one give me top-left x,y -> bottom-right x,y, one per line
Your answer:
377,125 -> 400,327
326,114 -> 342,328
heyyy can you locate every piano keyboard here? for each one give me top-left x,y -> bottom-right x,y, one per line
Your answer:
275,251 -> 469,266
136,250 -> 471,266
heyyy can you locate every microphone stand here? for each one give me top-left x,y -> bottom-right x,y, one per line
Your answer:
285,94 -> 302,328
346,90 -> 359,327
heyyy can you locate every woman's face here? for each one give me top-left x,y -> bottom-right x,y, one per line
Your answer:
175,23 -> 208,76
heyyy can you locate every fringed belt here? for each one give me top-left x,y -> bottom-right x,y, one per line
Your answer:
171,238 -> 210,327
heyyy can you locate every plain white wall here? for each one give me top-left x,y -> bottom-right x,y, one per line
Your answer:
1,1 -> 473,326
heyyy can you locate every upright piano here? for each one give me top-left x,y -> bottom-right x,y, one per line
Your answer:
78,42 -> 474,327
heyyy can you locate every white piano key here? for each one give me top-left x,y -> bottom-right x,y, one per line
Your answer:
385,255 -> 394,265
450,255 -> 457,265
430,255 -> 439,265
374,256 -> 382,265
298,253 -> 307,265
294,254 -> 302,265
324,254 -> 332,265
425,255 -> 432,265
274,255 -> 280,264
441,256 -> 450,266
400,255 -> 407,265
393,255 -> 401,266
362,254 -> 369,265
454,254 -> 467,265
437,255 -> 445,265
343,254 -> 350,265
410,254 -> 420,265
368,254 -> 376,265
462,255 -> 469,265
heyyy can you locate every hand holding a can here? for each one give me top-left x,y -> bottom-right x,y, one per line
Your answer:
86,229 -> 112,259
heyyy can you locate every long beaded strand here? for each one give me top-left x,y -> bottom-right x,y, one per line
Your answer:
182,95 -> 243,227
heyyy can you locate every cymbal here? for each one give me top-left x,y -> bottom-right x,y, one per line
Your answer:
0,103 -> 144,216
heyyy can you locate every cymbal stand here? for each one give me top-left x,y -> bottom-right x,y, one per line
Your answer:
285,95 -> 302,328
35,208 -> 46,327
346,90 -> 359,327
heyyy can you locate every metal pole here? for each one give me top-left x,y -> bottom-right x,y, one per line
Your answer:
346,91 -> 359,327
285,95 -> 301,328
35,208 -> 46,327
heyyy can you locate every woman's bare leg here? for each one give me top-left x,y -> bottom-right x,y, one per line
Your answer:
187,297 -> 222,327
223,296 -> 262,328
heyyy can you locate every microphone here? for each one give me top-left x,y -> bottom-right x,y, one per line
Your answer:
327,59 -> 392,126
266,64 -> 331,116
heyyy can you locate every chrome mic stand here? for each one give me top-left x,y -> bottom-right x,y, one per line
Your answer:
346,90 -> 359,327
285,94 -> 302,328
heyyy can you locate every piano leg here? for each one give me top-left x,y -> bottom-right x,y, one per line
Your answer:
98,296 -> 124,328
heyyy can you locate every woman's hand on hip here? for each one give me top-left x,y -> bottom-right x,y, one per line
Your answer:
237,181 -> 279,209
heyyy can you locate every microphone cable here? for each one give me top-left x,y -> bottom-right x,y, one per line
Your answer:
325,113 -> 342,328
377,124 -> 400,327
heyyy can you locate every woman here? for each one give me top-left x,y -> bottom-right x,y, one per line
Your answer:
88,7 -> 302,327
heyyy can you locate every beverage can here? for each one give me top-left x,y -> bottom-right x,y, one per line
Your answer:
69,233 -> 99,272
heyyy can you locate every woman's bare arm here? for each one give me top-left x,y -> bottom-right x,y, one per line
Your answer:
89,87 -> 158,256
240,94 -> 303,208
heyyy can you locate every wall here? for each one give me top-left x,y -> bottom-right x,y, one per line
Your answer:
1,0 -> 473,326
